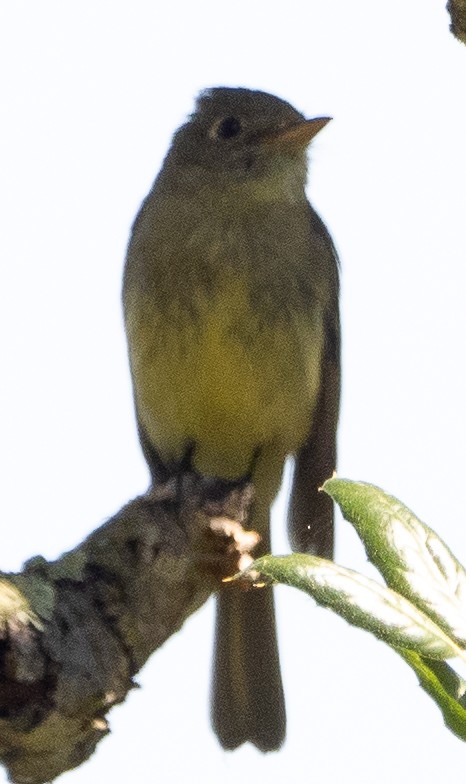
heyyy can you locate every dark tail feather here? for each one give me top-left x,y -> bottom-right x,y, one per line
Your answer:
211,582 -> 286,752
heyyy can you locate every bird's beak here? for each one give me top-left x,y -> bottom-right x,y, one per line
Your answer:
260,117 -> 332,150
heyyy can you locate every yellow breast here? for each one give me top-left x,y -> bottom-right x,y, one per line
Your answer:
127,273 -> 324,479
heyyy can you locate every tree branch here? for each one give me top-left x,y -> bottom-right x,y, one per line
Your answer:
0,485 -> 256,783
447,0 -> 466,45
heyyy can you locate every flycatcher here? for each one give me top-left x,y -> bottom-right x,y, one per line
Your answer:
123,86 -> 340,752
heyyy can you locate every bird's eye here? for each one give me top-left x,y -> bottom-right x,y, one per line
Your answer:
211,116 -> 243,140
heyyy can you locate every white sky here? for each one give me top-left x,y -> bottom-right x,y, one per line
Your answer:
1,1 -> 466,782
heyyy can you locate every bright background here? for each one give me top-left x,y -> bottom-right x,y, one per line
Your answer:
1,1 -> 465,782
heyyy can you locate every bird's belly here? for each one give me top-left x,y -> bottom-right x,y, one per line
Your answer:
130,280 -> 324,479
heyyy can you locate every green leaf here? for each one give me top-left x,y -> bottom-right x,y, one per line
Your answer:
248,554 -> 462,659
399,651 -> 466,741
322,478 -> 466,647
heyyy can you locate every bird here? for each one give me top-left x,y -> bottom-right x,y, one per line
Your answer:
122,86 -> 340,752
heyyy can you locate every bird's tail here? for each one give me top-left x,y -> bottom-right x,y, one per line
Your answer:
211,580 -> 285,751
